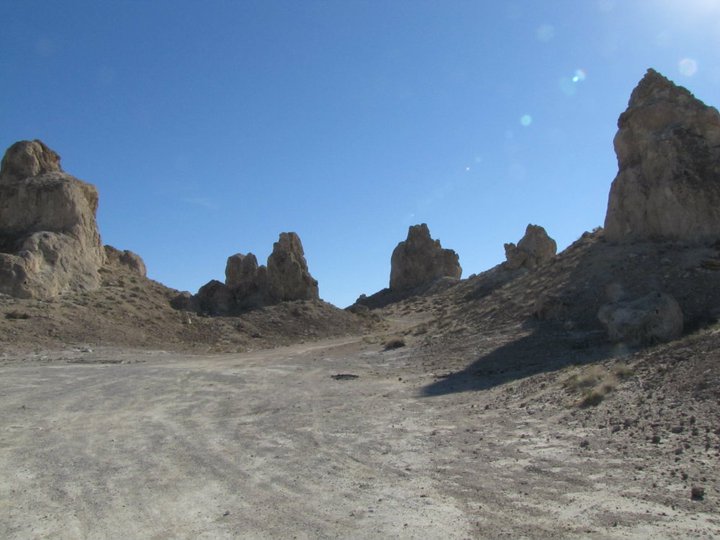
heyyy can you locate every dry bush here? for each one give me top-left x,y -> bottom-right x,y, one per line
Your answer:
5,310 -> 30,320
579,390 -> 606,408
564,363 -> 632,408
383,336 -> 406,350
612,363 -> 634,379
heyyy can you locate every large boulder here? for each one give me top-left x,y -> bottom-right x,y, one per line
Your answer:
604,69 -> 720,243
389,224 -> 461,291
0,140 -> 105,298
598,291 -> 683,345
504,224 -> 557,270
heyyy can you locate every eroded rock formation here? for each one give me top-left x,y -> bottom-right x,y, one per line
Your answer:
389,224 -> 461,291
504,224 -> 557,270
0,140 -> 105,298
192,232 -> 319,315
604,69 -> 720,243
267,232 -> 319,301
104,245 -> 147,277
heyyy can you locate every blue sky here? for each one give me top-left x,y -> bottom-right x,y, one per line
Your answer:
2,1 -> 719,307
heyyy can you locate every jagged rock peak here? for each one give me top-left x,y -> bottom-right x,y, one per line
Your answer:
390,223 -> 461,291
267,232 -> 319,302
626,68 -> 700,110
504,224 -> 557,270
604,68 -> 720,243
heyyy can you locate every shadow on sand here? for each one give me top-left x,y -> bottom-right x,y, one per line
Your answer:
421,326 -> 620,397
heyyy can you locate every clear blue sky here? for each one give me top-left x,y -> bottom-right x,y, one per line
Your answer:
2,1 -> 719,307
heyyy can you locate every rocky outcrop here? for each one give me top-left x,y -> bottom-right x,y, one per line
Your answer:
267,232 -> 319,301
604,69 -> 720,243
0,140 -> 105,298
225,253 -> 261,289
0,139 -> 62,182
598,291 -> 683,345
192,232 -> 319,315
104,245 -> 147,277
389,224 -> 461,291
504,224 -> 557,270
196,279 -> 234,316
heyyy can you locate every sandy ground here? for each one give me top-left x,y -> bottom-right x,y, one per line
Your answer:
1,338 -> 718,539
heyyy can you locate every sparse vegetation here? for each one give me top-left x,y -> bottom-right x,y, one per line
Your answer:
564,363 -> 633,408
383,336 -> 406,350
613,363 -> 634,379
5,310 -> 30,320
578,388 -> 609,408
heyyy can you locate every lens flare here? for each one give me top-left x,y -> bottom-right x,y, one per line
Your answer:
520,114 -> 533,127
561,69 -> 587,95
678,58 -> 698,77
535,24 -> 555,43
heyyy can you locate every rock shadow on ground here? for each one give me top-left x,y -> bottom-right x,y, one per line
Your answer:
420,326 -> 615,397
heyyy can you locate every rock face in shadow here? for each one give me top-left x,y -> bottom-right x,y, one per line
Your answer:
0,140 -> 105,298
389,224 -> 461,291
224,252 -> 269,310
604,69 -> 720,243
504,224 -> 557,270
225,253 -> 261,289
191,232 -> 319,315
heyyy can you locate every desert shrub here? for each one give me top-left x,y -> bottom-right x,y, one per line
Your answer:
612,363 -> 634,379
5,310 -> 30,320
383,337 -> 406,350
565,364 -> 623,408
579,390 -> 606,408
563,365 -> 607,391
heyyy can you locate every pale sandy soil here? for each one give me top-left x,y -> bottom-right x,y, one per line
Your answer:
1,335 -> 718,539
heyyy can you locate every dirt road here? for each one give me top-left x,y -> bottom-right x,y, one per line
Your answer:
1,339 -> 718,538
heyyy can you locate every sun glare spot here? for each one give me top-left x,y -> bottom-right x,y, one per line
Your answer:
520,114 -> 533,127
678,58 -> 698,77
535,24 -> 555,43
572,69 -> 587,83
560,69 -> 587,96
